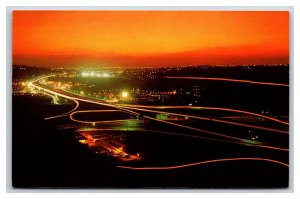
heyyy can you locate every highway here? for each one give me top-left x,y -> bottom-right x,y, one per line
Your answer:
28,75 -> 289,151
25,74 -> 290,171
75,123 -> 287,152
117,157 -> 288,170
118,104 -> 288,125
70,110 -> 134,124
67,107 -> 288,151
117,105 -> 288,134
45,99 -> 79,120
142,114 -> 287,151
165,76 -> 289,87
39,91 -> 59,105
69,107 -> 287,139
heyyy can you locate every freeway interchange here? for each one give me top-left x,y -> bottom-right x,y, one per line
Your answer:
27,74 -> 289,170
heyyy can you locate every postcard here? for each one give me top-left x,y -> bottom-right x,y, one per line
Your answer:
12,10 -> 289,189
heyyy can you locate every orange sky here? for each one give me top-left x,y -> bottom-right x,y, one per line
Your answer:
12,11 -> 289,67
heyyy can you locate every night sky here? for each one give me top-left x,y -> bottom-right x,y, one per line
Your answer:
12,11 -> 289,67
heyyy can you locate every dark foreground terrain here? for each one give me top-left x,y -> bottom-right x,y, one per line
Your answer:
12,96 -> 289,188
12,66 -> 289,188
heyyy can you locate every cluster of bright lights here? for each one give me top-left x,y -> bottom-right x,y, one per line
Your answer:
121,91 -> 128,98
81,71 -> 111,78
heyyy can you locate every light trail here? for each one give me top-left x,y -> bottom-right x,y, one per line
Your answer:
29,75 -> 288,152
27,74 -> 56,87
31,75 -> 287,127
75,128 -> 288,152
165,76 -> 289,87
117,157 -> 288,170
119,104 -> 288,125
76,128 -> 245,145
28,75 -> 81,120
40,91 -> 58,104
119,105 -> 288,134
143,115 -> 244,141
73,119 -> 137,124
70,110 -> 135,124
142,115 -> 288,151
30,80 -> 140,117
58,99 -> 79,115
71,110 -> 120,114
45,99 -> 80,120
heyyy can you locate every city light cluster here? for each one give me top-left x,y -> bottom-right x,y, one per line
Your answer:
81,71 -> 112,78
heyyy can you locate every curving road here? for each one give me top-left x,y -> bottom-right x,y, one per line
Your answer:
117,157 -> 288,170
28,75 -> 289,152
45,99 -> 79,120
165,76 -> 289,87
118,105 -> 288,134
70,110 -> 132,124
118,104 -> 288,125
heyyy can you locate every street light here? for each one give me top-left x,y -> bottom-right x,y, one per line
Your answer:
121,91 -> 128,98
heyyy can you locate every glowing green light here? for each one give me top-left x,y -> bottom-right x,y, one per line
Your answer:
242,139 -> 261,145
113,119 -> 141,131
156,114 -> 168,120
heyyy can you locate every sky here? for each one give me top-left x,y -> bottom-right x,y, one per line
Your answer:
12,11 -> 289,68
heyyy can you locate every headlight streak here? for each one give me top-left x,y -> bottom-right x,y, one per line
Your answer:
165,76 -> 289,87
118,104 -> 288,126
75,128 -> 287,152
45,99 -> 79,120
28,75 -> 289,154
28,75 -> 289,174
117,105 -> 288,134
69,110 -> 133,124
117,157 -> 288,170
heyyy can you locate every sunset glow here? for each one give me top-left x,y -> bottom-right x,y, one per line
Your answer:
12,11 -> 289,67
